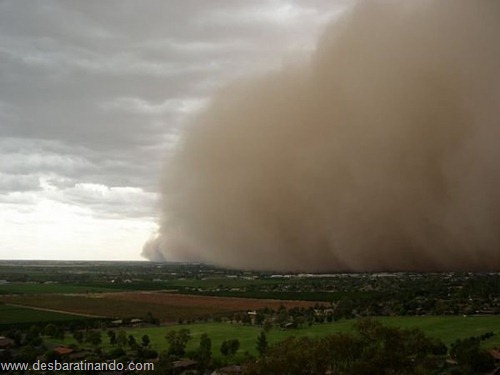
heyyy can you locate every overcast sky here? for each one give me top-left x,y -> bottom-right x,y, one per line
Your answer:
0,0 -> 348,261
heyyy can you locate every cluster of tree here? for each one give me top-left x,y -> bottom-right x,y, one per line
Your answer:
192,273 -> 500,319
165,328 -> 191,356
245,319 -> 449,375
450,333 -> 496,374
220,338 -> 240,360
0,325 -> 46,363
245,322 -> 498,375
224,304 -> 335,331
93,329 -> 158,361
151,328 -> 244,373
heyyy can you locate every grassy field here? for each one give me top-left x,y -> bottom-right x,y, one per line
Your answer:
376,316 -> 500,346
1,295 -> 191,322
137,316 -> 500,352
0,304 -> 87,325
48,316 -> 500,361
0,283 -> 121,295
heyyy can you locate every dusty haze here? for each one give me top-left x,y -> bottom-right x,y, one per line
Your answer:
143,0 -> 500,272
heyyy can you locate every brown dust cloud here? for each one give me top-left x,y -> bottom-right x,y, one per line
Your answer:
143,0 -> 500,272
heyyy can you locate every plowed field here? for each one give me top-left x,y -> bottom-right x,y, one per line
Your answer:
0,292 -> 319,323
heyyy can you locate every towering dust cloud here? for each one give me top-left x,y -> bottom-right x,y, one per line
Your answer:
143,0 -> 500,271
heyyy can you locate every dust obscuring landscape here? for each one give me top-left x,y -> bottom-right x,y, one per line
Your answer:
143,0 -> 500,272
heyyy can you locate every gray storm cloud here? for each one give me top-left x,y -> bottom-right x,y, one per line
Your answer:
143,0 -> 500,272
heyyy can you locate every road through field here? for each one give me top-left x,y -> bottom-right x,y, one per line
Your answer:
3,303 -> 106,318
0,292 -> 322,323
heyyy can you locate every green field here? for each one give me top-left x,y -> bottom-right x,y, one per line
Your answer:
374,316 -> 500,346
0,283 -> 121,295
49,316 -> 500,361
0,304 -> 87,325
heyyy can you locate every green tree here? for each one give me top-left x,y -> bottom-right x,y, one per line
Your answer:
256,331 -> 268,356
165,329 -> 191,357
30,336 -> 43,347
44,323 -> 57,338
141,334 -> 150,348
116,330 -> 127,348
108,347 -> 126,359
107,330 -> 117,346
19,346 -> 38,362
255,312 -> 265,326
145,312 -> 160,325
73,330 -> 84,344
221,339 -> 240,360
242,314 -> 252,325
333,298 -> 354,320
54,328 -> 65,340
44,349 -> 61,363
156,351 -> 174,374
85,331 -> 102,347
128,334 -> 138,350
451,337 -> 495,374
263,319 -> 273,333
27,325 -> 41,342
196,333 -> 212,369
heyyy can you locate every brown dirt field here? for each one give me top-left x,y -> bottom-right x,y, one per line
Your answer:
0,292 -> 319,323
102,291 -> 318,311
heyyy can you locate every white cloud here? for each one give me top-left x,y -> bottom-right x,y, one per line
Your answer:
0,178 -> 158,260
0,198 -> 157,260
0,0 -> 348,260
102,96 -> 208,116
